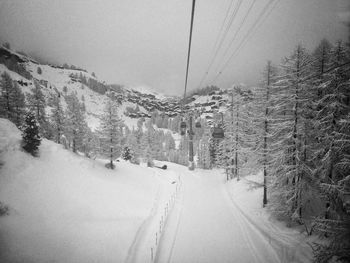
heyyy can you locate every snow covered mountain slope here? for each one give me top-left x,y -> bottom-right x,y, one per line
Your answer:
0,46 -> 243,132
129,85 -> 168,100
0,47 -> 180,130
0,118 -> 178,263
0,118 -> 314,263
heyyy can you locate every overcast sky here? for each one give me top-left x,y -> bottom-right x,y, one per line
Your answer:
0,0 -> 349,96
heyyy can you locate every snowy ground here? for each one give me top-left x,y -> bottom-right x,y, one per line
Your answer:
225,173 -> 313,262
0,118 -> 312,263
0,119 -> 178,263
155,167 -> 313,263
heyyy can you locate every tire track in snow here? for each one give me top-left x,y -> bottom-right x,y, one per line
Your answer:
224,183 -> 310,263
221,185 -> 269,263
157,171 -> 269,263
229,178 -> 302,246
124,184 -> 161,263
156,170 -> 295,263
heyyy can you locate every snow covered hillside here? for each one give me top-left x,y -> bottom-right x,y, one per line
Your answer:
2,42 -> 346,263
0,46 -> 243,132
0,46 -> 181,131
0,118 -> 314,263
0,118 -> 179,263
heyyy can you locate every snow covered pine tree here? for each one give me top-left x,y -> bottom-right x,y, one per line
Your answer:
122,146 -> 132,161
27,80 -> 48,137
22,112 -> 41,156
97,95 -> 123,169
50,93 -> 65,144
0,72 -> 26,127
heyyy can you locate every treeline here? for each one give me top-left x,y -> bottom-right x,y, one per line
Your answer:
127,109 -> 204,167
209,39 -> 349,262
0,72 -> 91,153
70,72 -> 108,95
122,106 -> 210,167
0,72 -> 181,168
62,63 -> 88,72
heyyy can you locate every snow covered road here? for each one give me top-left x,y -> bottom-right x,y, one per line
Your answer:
0,118 -> 309,263
155,166 -> 280,263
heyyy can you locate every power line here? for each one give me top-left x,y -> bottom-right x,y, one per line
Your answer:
213,0 -> 279,83
214,0 -> 257,73
197,0 -> 244,89
257,0 -> 280,32
207,0 -> 243,71
221,0 -> 278,76
219,0 -> 276,75
197,0 -> 235,90
211,0 -> 235,58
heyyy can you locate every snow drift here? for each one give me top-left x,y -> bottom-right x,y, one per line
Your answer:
0,118 -> 176,263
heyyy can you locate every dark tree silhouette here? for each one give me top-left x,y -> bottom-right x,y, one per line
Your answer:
122,146 -> 132,161
22,113 -> 41,156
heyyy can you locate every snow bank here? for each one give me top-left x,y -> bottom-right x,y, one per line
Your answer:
0,118 -> 21,153
226,173 -> 313,262
0,118 -> 177,263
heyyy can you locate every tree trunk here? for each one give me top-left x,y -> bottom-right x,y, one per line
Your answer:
235,103 -> 239,180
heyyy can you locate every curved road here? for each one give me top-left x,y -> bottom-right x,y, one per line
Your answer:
156,167 -> 280,263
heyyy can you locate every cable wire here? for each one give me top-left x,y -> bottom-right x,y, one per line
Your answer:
211,0 -> 236,58
183,0 -> 196,99
197,0 -> 235,89
197,0 -> 243,89
215,0 -> 257,73
213,0 -> 279,82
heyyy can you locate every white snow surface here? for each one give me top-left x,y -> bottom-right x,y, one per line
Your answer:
0,118 -> 21,152
225,173 -> 313,263
155,168 -> 313,263
0,118 -> 312,263
0,118 -> 177,263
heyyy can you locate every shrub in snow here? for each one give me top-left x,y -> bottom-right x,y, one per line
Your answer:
37,67 -> 42,74
147,160 -> 154,167
22,112 -> 41,156
122,146 -> 132,161
104,162 -> 116,169
125,132 -> 141,165
131,159 -> 140,165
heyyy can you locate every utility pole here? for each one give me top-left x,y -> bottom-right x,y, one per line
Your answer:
230,91 -> 234,180
235,103 -> 239,181
263,61 -> 271,207
188,114 -> 195,170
